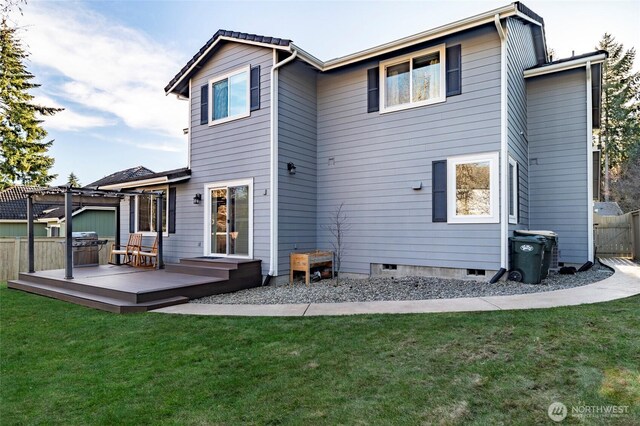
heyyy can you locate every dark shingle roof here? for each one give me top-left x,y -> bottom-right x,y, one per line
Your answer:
0,186 -> 57,220
165,30 -> 291,95
87,166 -> 155,188
526,50 -> 608,71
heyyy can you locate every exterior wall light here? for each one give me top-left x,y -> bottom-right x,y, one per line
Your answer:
287,162 -> 297,175
193,193 -> 202,204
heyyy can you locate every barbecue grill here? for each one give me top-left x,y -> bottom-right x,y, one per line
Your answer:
72,232 -> 108,267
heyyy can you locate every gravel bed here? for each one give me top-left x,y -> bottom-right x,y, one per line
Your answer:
192,262 -> 614,305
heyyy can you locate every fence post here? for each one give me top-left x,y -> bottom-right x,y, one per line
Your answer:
13,237 -> 21,280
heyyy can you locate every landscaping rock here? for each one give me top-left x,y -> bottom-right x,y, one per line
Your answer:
191,262 -> 613,305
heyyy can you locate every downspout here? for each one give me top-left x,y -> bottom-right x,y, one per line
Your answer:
586,61 -> 594,262
267,48 -> 298,282
494,14 -> 509,274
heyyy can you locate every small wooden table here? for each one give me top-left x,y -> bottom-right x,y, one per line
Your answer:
290,250 -> 334,285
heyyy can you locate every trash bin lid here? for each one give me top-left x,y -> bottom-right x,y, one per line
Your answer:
514,230 -> 557,238
510,235 -> 547,244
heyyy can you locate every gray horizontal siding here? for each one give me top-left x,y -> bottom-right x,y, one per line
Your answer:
118,42 -> 273,273
527,68 -> 589,264
506,17 -> 537,231
316,25 -> 503,274
278,60 -> 318,274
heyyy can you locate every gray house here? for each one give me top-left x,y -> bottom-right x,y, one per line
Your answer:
98,2 -> 604,282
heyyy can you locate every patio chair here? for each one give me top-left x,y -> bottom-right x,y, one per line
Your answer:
135,237 -> 158,268
109,233 -> 142,265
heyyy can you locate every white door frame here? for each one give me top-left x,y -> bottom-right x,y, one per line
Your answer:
203,178 -> 254,258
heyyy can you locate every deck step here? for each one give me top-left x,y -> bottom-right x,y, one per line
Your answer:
17,272 -> 138,302
7,280 -> 189,313
165,263 -> 230,278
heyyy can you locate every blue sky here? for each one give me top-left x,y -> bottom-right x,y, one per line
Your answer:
10,0 -> 640,186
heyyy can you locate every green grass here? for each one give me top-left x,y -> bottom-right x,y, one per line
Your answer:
1,283 -> 639,425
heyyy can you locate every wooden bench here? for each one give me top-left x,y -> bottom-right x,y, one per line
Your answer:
290,251 -> 334,285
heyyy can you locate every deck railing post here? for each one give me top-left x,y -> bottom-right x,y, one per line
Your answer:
26,194 -> 35,273
115,200 -> 121,265
156,194 -> 164,270
65,188 -> 74,279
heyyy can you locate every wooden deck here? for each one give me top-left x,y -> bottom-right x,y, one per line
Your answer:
8,258 -> 262,313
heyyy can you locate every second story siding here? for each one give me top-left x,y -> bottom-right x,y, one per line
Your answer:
315,25 -> 504,274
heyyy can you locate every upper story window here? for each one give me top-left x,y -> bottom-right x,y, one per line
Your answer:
209,66 -> 250,126
380,45 -> 446,113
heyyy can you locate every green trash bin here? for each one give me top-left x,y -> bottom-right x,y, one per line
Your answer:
514,230 -> 558,279
509,236 -> 547,284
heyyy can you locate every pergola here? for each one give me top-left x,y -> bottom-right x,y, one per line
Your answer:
25,187 -> 166,279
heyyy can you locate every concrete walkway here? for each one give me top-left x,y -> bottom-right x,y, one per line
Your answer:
152,258 -> 639,317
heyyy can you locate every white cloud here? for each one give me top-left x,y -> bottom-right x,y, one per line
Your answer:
33,95 -> 115,131
19,2 -> 187,140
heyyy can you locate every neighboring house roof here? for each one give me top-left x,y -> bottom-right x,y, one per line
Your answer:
0,186 -> 61,220
594,202 -> 624,216
87,166 -> 155,188
91,167 -> 191,190
166,2 -> 548,96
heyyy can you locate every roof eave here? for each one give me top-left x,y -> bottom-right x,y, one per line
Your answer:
167,37 -> 292,96
523,52 -> 607,78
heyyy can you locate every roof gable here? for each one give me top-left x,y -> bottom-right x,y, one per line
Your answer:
165,30 -> 291,96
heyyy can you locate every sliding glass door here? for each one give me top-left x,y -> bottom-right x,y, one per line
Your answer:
207,179 -> 252,257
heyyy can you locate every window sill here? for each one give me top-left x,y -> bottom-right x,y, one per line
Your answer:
447,216 -> 500,224
208,111 -> 250,126
379,97 -> 446,114
137,231 -> 169,238
508,216 -> 518,225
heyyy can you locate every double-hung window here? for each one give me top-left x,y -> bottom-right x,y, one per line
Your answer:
447,152 -> 499,223
136,187 -> 168,235
209,66 -> 250,125
380,45 -> 446,113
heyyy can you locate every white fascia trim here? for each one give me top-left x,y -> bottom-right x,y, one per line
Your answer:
495,14 -> 508,269
523,53 -> 606,78
98,175 -> 190,190
0,219 -> 27,223
586,61 -> 594,262
322,4 -> 519,71
166,37 -> 291,95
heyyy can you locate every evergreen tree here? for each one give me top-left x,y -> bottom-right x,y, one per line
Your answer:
0,17 -> 61,190
596,34 -> 640,201
67,172 -> 80,188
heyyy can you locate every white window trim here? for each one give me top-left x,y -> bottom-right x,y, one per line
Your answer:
447,151 -> 500,224
508,156 -> 519,224
135,185 -> 169,237
208,65 -> 251,126
203,178 -> 254,259
379,44 -> 446,114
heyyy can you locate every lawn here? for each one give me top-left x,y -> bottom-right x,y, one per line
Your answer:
1,283 -> 638,425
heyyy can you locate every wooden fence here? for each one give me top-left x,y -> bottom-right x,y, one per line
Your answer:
0,237 -> 114,281
594,213 -> 634,258
632,211 -> 640,260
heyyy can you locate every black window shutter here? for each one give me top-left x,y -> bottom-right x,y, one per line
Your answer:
432,160 -> 447,222
200,85 -> 208,125
367,67 -> 379,113
446,45 -> 462,97
168,187 -> 177,234
250,65 -> 260,111
129,197 -> 136,233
